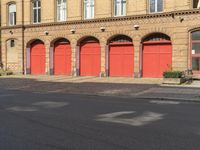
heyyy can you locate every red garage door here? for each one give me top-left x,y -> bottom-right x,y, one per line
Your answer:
143,43 -> 172,78
109,44 -> 134,77
54,41 -> 71,75
80,42 -> 101,76
31,41 -> 45,75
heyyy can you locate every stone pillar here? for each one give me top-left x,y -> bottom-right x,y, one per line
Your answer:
45,41 -> 50,75
100,40 -> 107,77
1,40 -> 7,70
49,46 -> 54,75
133,37 -> 141,78
75,45 -> 80,76
105,45 -> 109,77
18,36 -> 24,74
71,40 -> 78,76
25,47 -> 31,74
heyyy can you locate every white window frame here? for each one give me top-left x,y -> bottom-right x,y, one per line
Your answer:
57,0 -> 67,21
32,0 -> 41,24
149,0 -> 163,13
84,0 -> 94,19
114,0 -> 126,17
8,4 -> 16,26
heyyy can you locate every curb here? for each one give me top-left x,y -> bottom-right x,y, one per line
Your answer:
74,92 -> 200,103
83,93 -> 200,103
135,96 -> 200,103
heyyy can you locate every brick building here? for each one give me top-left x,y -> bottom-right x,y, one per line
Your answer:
0,0 -> 200,78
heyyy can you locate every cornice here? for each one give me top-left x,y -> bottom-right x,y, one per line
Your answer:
1,9 -> 200,30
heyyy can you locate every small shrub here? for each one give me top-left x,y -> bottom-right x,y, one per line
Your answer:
0,69 -> 13,76
6,69 -> 13,75
163,71 -> 183,78
0,69 -> 6,76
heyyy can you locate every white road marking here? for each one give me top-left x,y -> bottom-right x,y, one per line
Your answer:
150,100 -> 181,105
6,106 -> 38,112
32,101 -> 69,108
97,111 -> 165,126
0,94 -> 16,97
98,89 -> 130,95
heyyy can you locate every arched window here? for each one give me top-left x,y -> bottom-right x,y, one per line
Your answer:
32,0 -> 41,24
143,33 -> 170,42
193,0 -> 200,9
191,31 -> 200,72
114,0 -> 126,16
57,0 -> 67,21
149,0 -> 163,13
109,35 -> 132,43
8,3 -> 16,26
84,0 -> 94,19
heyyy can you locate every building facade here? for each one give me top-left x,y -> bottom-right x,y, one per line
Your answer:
0,0 -> 200,78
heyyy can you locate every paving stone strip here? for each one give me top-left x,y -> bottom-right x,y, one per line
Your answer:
0,75 -> 200,101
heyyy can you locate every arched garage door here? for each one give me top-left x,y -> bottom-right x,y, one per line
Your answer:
80,37 -> 101,76
54,39 -> 71,75
142,33 -> 172,78
109,35 -> 134,77
31,40 -> 45,75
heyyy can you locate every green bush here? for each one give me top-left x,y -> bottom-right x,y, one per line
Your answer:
0,69 -> 6,76
6,69 -> 13,75
0,69 -> 13,76
163,71 -> 183,78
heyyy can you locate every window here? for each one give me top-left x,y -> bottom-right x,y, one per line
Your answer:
32,0 -> 41,24
57,0 -> 67,21
193,0 -> 200,8
149,0 -> 163,13
191,31 -> 200,72
114,0 -> 126,16
8,4 -> 16,26
10,39 -> 15,47
84,0 -> 94,19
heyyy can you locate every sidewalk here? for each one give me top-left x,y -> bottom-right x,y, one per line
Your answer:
0,75 -> 200,102
4,75 -> 164,84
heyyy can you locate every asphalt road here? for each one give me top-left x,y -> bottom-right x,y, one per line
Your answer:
0,88 -> 200,150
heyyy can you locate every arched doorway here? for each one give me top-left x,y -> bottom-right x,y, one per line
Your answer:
108,35 -> 134,77
30,40 -> 46,75
191,30 -> 200,74
53,38 -> 71,75
142,33 -> 172,78
79,37 -> 101,76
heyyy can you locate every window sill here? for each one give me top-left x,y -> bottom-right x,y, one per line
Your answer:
113,15 -> 126,17
32,22 -> 41,25
149,11 -> 163,14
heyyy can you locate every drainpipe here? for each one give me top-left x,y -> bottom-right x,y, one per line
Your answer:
22,0 -> 25,74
